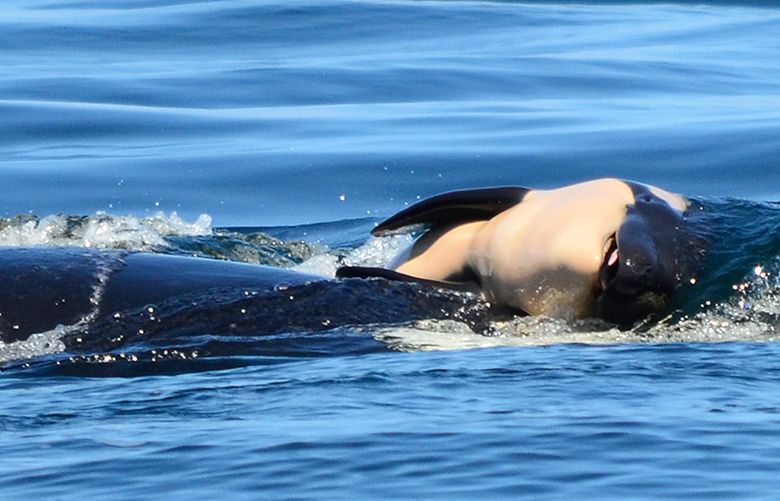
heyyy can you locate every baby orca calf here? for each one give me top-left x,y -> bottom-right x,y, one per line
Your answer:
338,178 -> 703,327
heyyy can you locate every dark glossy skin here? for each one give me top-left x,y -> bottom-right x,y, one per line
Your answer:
0,248 -> 318,343
596,182 -> 693,327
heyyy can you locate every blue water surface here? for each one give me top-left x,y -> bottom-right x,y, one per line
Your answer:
3,0 -> 780,225
2,0 -> 780,498
4,344 -> 780,499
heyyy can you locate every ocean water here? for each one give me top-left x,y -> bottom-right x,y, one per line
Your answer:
3,0 -> 780,498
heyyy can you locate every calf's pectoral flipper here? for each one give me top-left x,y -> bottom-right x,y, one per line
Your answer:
372,186 -> 531,235
337,186 -> 531,295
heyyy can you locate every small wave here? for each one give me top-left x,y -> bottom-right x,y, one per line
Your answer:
293,233 -> 413,277
172,230 -> 319,267
649,259 -> 780,344
0,212 -> 212,251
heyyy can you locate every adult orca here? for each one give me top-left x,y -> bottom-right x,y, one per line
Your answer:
0,247 -> 320,344
0,247 -> 494,353
337,178 -> 704,327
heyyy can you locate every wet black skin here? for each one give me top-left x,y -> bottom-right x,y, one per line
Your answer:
595,183 -> 691,327
0,248 -> 319,344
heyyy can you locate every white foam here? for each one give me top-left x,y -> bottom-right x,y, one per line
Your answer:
0,212 -> 212,251
0,326 -> 67,364
372,317 -> 629,351
293,234 -> 413,277
292,253 -> 342,276
649,263 -> 780,343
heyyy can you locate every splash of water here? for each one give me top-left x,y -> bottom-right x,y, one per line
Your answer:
293,233 -> 413,277
0,327 -> 67,364
0,212 -> 212,250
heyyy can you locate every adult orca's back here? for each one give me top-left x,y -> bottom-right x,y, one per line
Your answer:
0,247 -> 319,343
